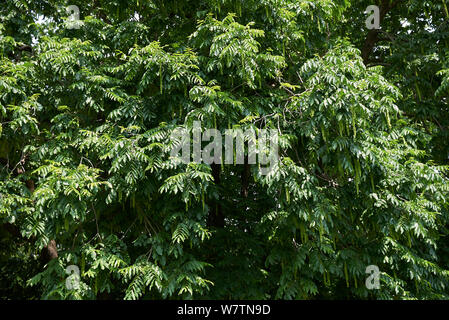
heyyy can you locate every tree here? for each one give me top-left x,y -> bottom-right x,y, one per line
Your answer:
0,0 -> 448,300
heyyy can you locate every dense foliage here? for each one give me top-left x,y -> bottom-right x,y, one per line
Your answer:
1,0 -> 449,300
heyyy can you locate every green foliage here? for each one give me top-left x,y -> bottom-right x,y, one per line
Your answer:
1,0 -> 449,300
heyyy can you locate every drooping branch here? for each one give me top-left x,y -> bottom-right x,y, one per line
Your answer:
17,154 -> 58,264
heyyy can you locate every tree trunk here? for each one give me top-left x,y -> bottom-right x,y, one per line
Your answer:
207,163 -> 225,228
361,0 -> 402,64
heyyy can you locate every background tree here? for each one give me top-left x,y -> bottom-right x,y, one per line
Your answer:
0,0 -> 448,299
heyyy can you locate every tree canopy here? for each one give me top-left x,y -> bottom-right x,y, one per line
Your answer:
1,0 -> 449,300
